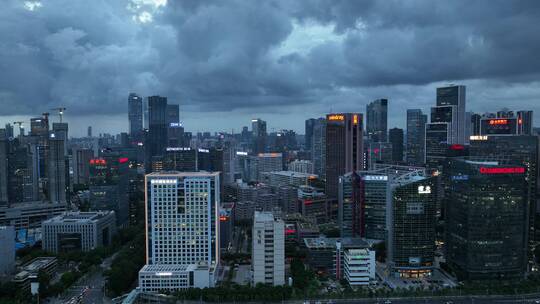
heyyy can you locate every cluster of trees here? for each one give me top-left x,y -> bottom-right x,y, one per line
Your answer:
174,284 -> 293,302
318,223 -> 340,238
104,226 -> 145,297
290,258 -> 319,296
0,280 -> 30,303
221,252 -> 250,265
37,268 -> 84,299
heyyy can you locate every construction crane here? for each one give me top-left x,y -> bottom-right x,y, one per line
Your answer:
50,107 -> 66,123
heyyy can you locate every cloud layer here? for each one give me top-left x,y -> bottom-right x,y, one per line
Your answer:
1,0 -> 539,135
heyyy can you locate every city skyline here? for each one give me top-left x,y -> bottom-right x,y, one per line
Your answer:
1,1 -> 540,136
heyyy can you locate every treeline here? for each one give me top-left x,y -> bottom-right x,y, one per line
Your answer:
104,226 -> 146,297
174,284 -> 294,302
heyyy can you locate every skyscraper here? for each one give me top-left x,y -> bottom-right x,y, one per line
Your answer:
72,148 -> 93,185
406,109 -> 427,166
325,113 -> 364,199
251,118 -> 267,154
128,93 -> 143,137
435,85 -> 466,144
387,174 -> 436,278
167,104 -> 180,125
145,172 -> 220,266
388,128 -> 404,163
0,138 -> 38,204
48,132 -> 66,203
145,172 -> 220,267
30,115 -> 49,137
311,118 -> 326,178
445,159 -> 528,280
88,152 -> 130,227
470,113 -> 481,136
305,118 -> 317,151
338,166 -> 428,241
479,110 -> 534,136
425,123 -> 449,170
366,99 -> 388,142
469,135 -> 538,251
518,110 -> 533,135
146,96 -> 168,171
139,172 -> 220,292
52,122 -> 68,154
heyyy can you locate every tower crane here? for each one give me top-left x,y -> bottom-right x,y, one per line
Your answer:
50,107 -> 66,123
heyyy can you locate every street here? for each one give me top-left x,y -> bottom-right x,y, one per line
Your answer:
46,253 -> 118,304
300,294 -> 540,304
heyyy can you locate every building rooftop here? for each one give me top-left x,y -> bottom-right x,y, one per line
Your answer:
139,262 -> 211,273
146,171 -> 220,177
22,257 -> 57,272
0,201 -> 67,210
266,171 -> 318,178
304,237 -> 369,250
254,211 -> 278,222
43,211 -> 114,224
257,153 -> 282,158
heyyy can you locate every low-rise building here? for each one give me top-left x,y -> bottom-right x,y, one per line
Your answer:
344,249 -> 375,286
0,201 -> 67,231
303,237 -> 375,285
13,257 -> 57,291
42,211 -> 116,253
138,264 -> 213,293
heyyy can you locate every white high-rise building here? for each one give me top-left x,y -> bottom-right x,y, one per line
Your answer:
252,211 -> 285,286
139,172 -> 220,292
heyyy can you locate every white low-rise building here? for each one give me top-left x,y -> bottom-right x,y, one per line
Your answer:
42,211 -> 116,253
344,248 -> 376,286
138,264 -> 213,293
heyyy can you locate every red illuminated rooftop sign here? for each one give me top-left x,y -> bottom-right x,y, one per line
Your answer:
489,119 -> 508,125
285,229 -> 296,235
119,157 -> 129,164
90,159 -> 106,165
480,167 -> 525,174
450,144 -> 464,150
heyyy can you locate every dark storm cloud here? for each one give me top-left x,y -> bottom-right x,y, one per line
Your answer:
0,0 -> 539,123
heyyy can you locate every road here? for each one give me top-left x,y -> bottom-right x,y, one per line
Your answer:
47,253 -> 118,304
300,294 -> 540,304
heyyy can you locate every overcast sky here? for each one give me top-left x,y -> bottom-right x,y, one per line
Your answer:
1,0 -> 539,137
